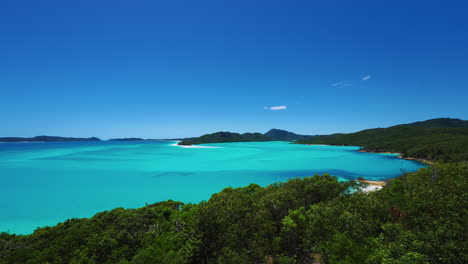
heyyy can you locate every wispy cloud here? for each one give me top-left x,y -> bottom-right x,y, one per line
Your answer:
362,74 -> 371,81
331,80 -> 351,88
264,105 -> 287,110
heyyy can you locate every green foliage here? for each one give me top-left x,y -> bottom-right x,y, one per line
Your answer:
264,129 -> 312,141
178,131 -> 272,145
179,128 -> 314,145
296,118 -> 468,162
1,163 -> 466,264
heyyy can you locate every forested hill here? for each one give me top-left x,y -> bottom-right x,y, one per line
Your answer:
0,136 -> 101,142
296,118 -> 468,162
264,128 -> 312,140
178,129 -> 312,145
178,131 -> 272,145
407,117 -> 468,128
1,162 -> 466,263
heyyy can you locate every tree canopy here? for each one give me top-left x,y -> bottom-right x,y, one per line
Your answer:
296,118 -> 468,162
178,132 -> 272,145
2,162 -> 466,264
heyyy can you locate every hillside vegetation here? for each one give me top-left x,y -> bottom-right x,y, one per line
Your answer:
1,162 -> 466,264
296,118 -> 468,162
264,129 -> 312,141
178,132 -> 271,145
178,129 -> 311,145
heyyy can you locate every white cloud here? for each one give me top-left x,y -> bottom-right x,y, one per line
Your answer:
362,74 -> 371,81
331,80 -> 351,88
264,105 -> 287,110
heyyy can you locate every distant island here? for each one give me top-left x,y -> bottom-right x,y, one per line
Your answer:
296,118 -> 468,162
108,138 -> 146,141
0,136 -> 101,143
264,128 -> 313,141
178,132 -> 271,145
178,129 -> 312,145
1,136 -> 168,143
2,119 -> 466,163
176,118 -> 468,163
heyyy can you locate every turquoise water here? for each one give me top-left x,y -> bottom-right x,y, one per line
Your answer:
0,141 -> 425,234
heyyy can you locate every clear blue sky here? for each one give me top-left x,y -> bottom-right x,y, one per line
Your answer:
1,0 -> 467,139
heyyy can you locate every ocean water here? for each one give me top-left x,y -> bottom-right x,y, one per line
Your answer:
0,141 -> 425,234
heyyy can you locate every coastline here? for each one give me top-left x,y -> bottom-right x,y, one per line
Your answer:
303,144 -> 433,165
359,185 -> 383,192
359,179 -> 387,186
358,179 -> 386,193
357,149 -> 434,165
169,141 -> 221,149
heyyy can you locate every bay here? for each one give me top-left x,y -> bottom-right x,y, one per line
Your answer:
0,141 -> 424,234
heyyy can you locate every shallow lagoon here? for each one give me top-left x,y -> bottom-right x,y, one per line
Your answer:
0,141 -> 425,234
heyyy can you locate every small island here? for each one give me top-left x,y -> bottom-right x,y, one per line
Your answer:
0,136 -> 102,143
178,131 -> 271,145
264,128 -> 314,141
178,129 -> 313,145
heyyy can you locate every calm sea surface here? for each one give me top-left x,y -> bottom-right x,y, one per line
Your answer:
0,141 -> 425,234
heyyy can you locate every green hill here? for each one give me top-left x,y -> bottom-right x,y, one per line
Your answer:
264,128 -> 312,141
178,129 -> 313,145
296,118 -> 468,162
178,131 -> 272,145
407,117 -> 468,128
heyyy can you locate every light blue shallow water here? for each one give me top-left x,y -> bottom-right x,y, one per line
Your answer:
0,140 -> 425,234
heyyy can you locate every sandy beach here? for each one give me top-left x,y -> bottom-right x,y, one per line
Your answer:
169,141 -> 221,148
360,185 -> 383,192
358,179 -> 386,192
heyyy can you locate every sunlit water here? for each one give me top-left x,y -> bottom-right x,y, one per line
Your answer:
0,140 -> 425,234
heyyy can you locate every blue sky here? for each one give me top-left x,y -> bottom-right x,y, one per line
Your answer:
1,0 -> 467,139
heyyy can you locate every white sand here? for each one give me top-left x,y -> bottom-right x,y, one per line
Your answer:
169,141 -> 221,148
179,145 -> 221,148
169,141 -> 181,146
360,185 -> 383,193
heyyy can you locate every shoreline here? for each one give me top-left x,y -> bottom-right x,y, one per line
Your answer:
357,149 -> 434,165
359,179 -> 387,186
303,143 -> 433,165
169,141 -> 221,149
358,179 -> 386,193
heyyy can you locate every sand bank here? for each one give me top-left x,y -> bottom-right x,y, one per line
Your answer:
169,141 -> 221,148
358,179 -> 386,193
360,185 -> 383,192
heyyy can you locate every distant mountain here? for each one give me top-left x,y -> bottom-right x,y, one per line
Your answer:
178,132 -> 271,145
178,129 -> 314,145
108,138 -> 145,141
0,136 -> 101,143
296,118 -> 468,162
404,117 -> 468,128
265,129 -> 313,141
